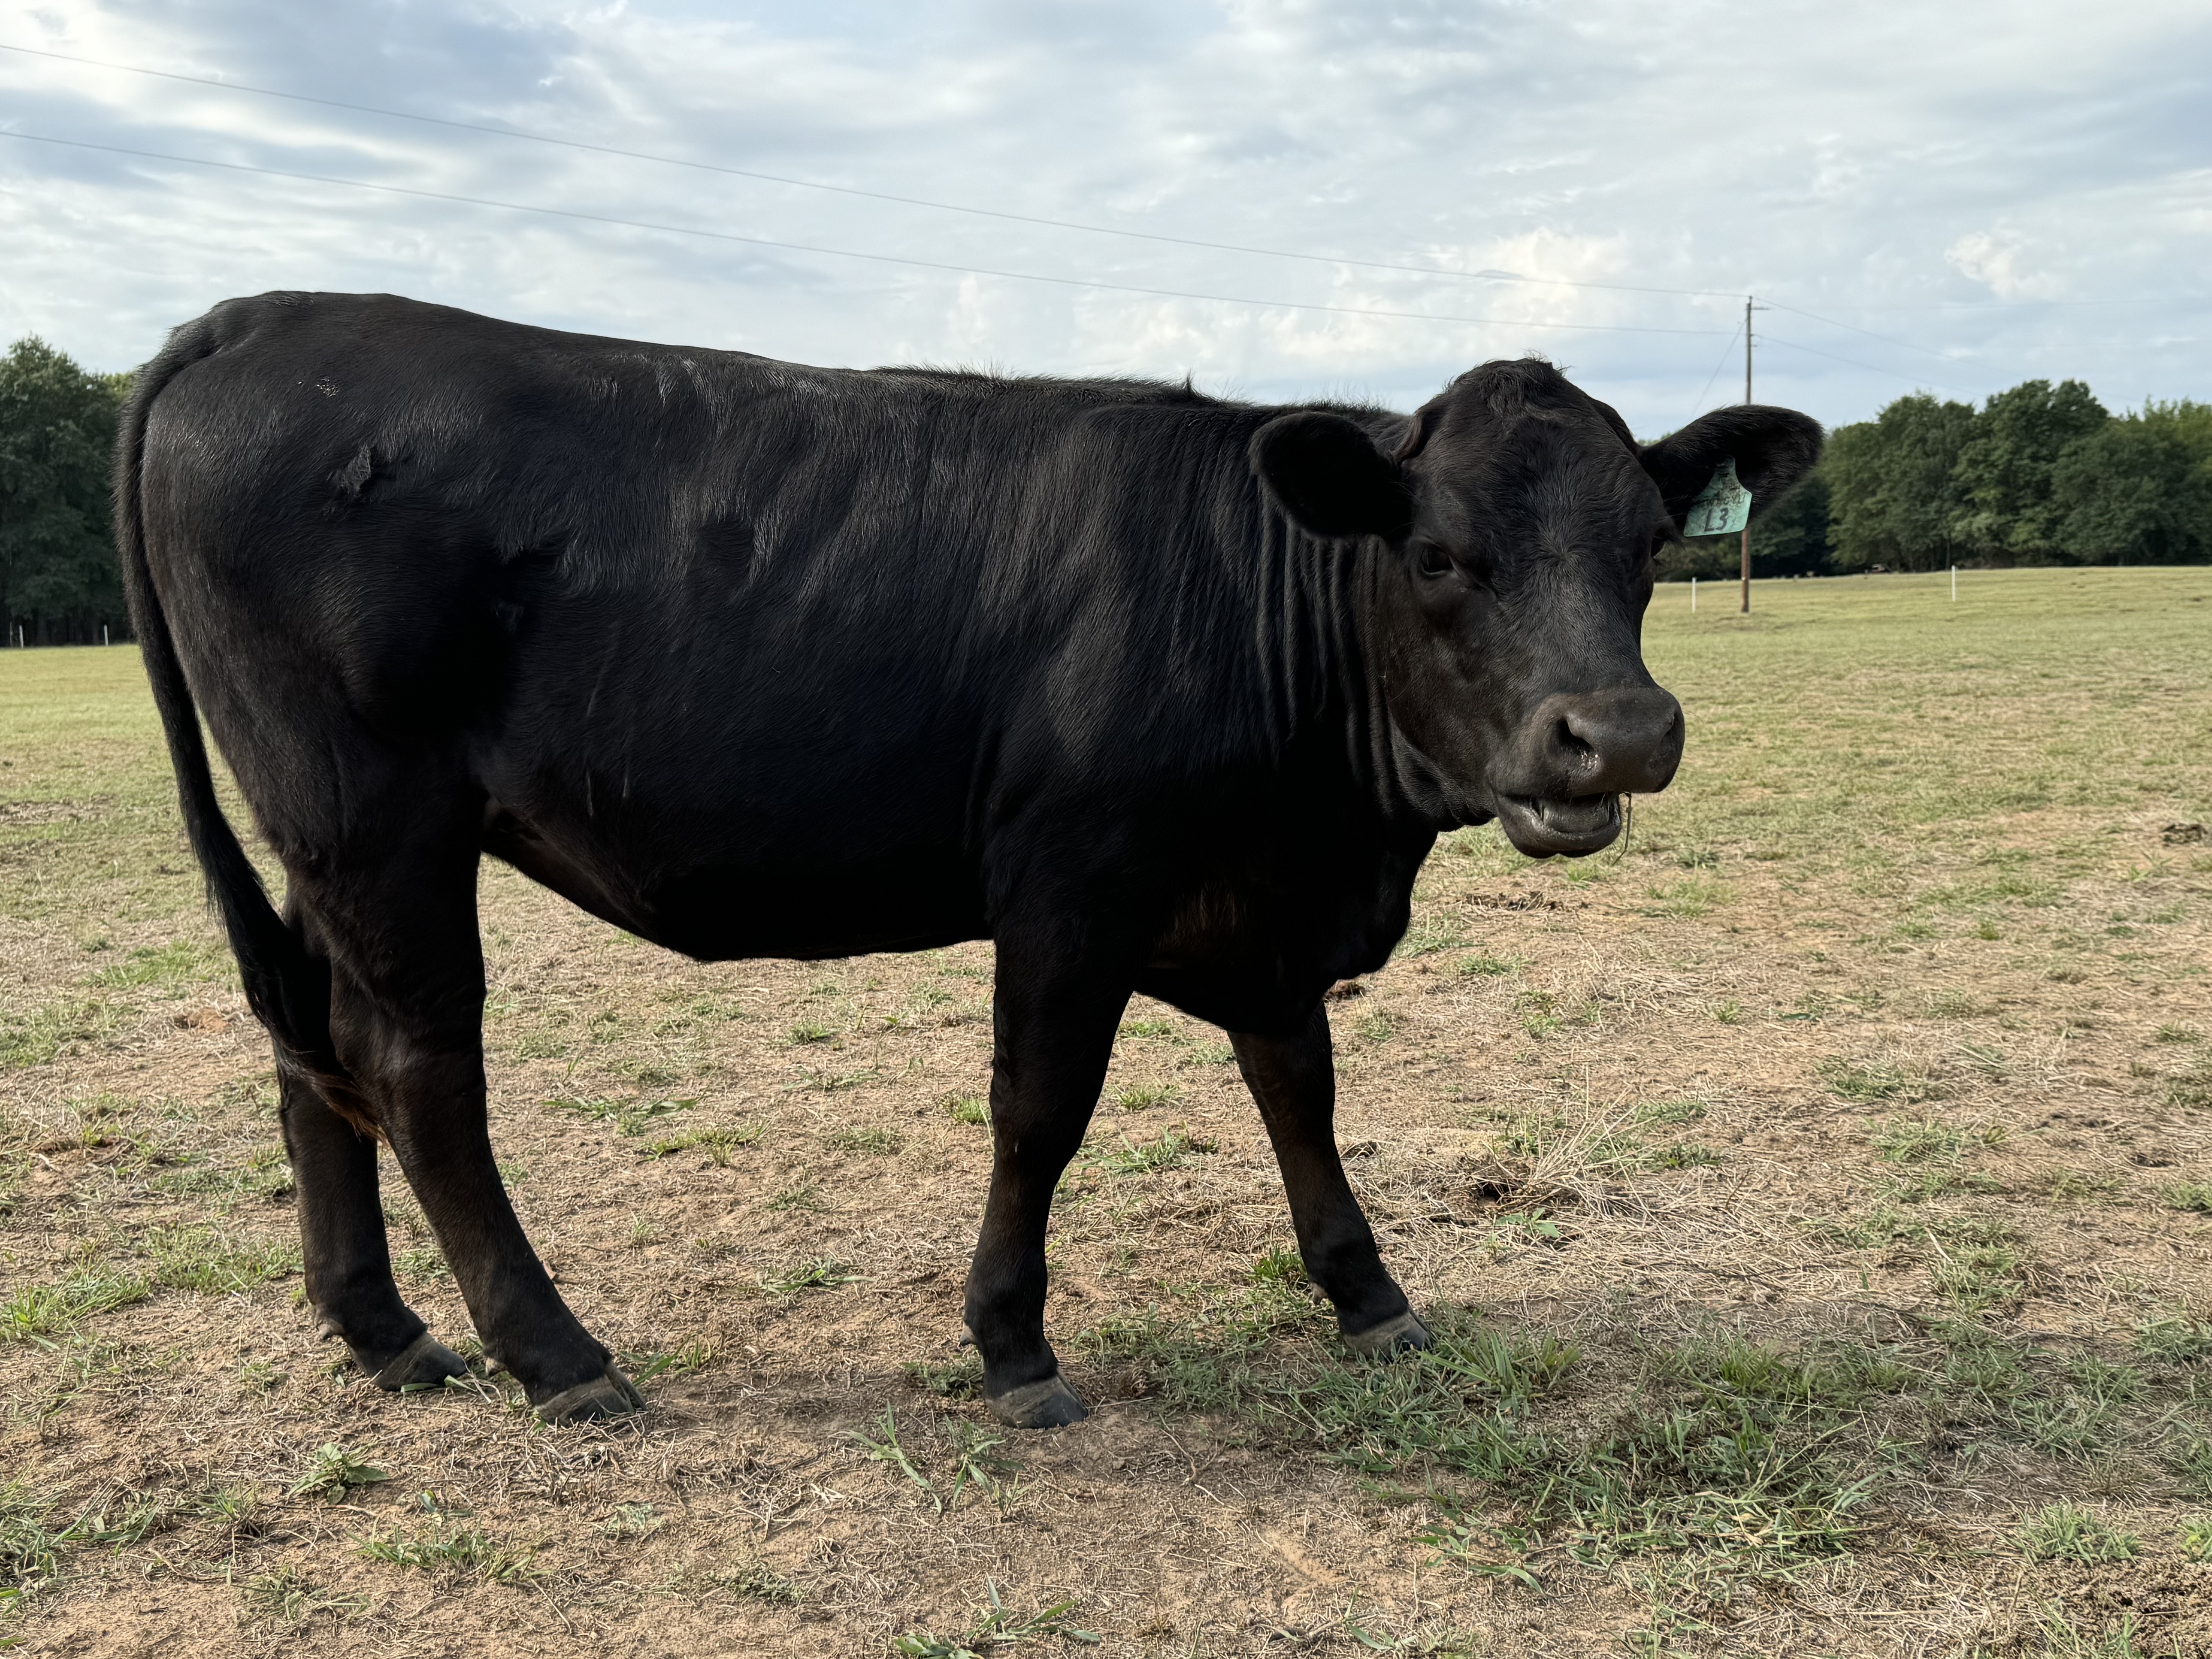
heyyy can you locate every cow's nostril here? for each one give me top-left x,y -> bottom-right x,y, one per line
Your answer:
1555,716 -> 1595,763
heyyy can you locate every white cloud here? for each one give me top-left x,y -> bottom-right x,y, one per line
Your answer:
0,0 -> 2207,432
1946,230 -> 2068,302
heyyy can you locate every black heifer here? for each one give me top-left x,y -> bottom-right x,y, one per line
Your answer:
118,294 -> 1820,1427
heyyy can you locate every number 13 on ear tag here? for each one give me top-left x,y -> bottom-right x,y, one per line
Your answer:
1684,458 -> 1752,538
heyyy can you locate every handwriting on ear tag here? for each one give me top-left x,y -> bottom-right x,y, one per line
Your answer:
1684,458 -> 1752,538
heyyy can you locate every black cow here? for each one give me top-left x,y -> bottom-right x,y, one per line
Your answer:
118,294 -> 1819,1427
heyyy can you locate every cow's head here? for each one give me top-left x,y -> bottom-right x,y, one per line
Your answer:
1250,359 -> 1821,855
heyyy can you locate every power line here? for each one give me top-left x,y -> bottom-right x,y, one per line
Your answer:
1770,293 -> 2204,314
1759,297 -> 1960,365
1685,320 -> 1741,424
1757,333 -> 1979,396
0,129 -> 1731,338
0,38 -> 1748,305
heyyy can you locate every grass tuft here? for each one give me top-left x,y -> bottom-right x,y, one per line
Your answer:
360,1521 -> 540,1585
1868,1115 -> 1963,1163
825,1125 -> 904,1156
1824,1058 -> 1938,1105
2160,1180 -> 2212,1213
892,1581 -> 1100,1656
1,1271 -> 149,1345
547,1094 -> 694,1136
755,1258 -> 859,1301
1068,1129 -> 1216,1180
2016,1502 -> 2138,1563
638,1124 -> 761,1164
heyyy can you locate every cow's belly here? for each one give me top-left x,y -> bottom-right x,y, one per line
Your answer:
482,800 -> 988,962
642,845 -> 990,960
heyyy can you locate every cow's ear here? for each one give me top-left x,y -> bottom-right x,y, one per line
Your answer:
1639,406 -> 1824,531
1250,412 -> 1413,541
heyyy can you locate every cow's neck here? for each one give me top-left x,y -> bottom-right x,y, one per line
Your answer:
1248,505 -> 1436,831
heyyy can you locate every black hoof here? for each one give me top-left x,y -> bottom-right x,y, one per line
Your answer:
986,1373 -> 1089,1429
532,1365 -> 647,1424
1342,1309 -> 1432,1357
369,1331 -> 469,1391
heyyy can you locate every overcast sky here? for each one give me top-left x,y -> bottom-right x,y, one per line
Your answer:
2,1 -> 2207,435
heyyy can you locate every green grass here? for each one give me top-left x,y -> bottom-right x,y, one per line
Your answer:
1827,1062 -> 1939,1109
1067,1128 -> 1216,1180
627,1340 -> 719,1381
824,1125 -> 903,1155
239,1564 -> 368,1626
86,937 -> 227,988
754,1257 -> 859,1300
290,1444 -> 388,1502
1077,1281 -> 2212,1616
2135,1314 -> 2212,1363
0,996 -> 121,1070
2016,1502 -> 2139,1564
360,1522 -> 540,1585
637,1123 -> 762,1164
892,1581 -> 1099,1656
1110,1082 -> 1178,1112
1,1271 -> 149,1344
1163,1312 -> 1882,1575
1867,1114 -> 1964,1161
1636,568 -> 2212,898
141,1224 -> 299,1293
1118,1018 -> 1180,1039
2159,1180 -> 2212,1212
1635,1098 -> 1709,1126
545,1094 -> 694,1136
6,536 -> 2212,1645
1455,952 -> 1518,978
902,1355 -> 984,1400
1393,917 -> 1470,958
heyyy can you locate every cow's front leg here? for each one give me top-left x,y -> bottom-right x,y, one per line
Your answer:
964,946 -> 1128,1429
1232,1005 -> 1429,1353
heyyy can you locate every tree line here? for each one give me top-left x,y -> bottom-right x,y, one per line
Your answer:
2,338 -> 132,644
7,335 -> 2212,645
1664,378 -> 2212,580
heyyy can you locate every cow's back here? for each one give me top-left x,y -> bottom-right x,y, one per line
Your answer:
134,294 -> 1292,957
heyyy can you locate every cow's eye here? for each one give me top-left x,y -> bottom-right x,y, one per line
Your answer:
1414,542 -> 1453,579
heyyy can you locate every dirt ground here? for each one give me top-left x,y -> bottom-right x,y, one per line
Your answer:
3,566 -> 2211,1657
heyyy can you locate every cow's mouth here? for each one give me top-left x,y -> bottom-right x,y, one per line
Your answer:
1496,793 -> 1622,857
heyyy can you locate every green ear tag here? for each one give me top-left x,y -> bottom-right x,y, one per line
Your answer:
1684,458 -> 1752,537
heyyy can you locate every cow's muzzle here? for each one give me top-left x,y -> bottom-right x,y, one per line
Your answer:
1493,687 -> 1684,857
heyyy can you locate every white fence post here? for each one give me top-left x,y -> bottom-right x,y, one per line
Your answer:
1691,576 -> 1698,613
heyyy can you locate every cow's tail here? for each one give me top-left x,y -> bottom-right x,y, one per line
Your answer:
115,321 -> 376,1132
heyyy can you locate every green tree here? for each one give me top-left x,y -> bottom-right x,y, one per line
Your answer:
1823,394 -> 1978,571
1949,378 -> 2108,563
2052,407 -> 2212,564
0,338 -> 129,644
2138,397 -> 2212,468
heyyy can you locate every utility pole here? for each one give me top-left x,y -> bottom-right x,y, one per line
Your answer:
1740,294 -> 1753,615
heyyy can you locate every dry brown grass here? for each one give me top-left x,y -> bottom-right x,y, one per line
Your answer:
3,566 -> 2211,1657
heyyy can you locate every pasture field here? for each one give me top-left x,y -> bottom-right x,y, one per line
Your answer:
2,565 -> 2210,1658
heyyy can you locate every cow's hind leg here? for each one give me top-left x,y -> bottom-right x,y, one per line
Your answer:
1232,1006 -> 1429,1354
279,1057 -> 464,1388
307,830 -> 640,1423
